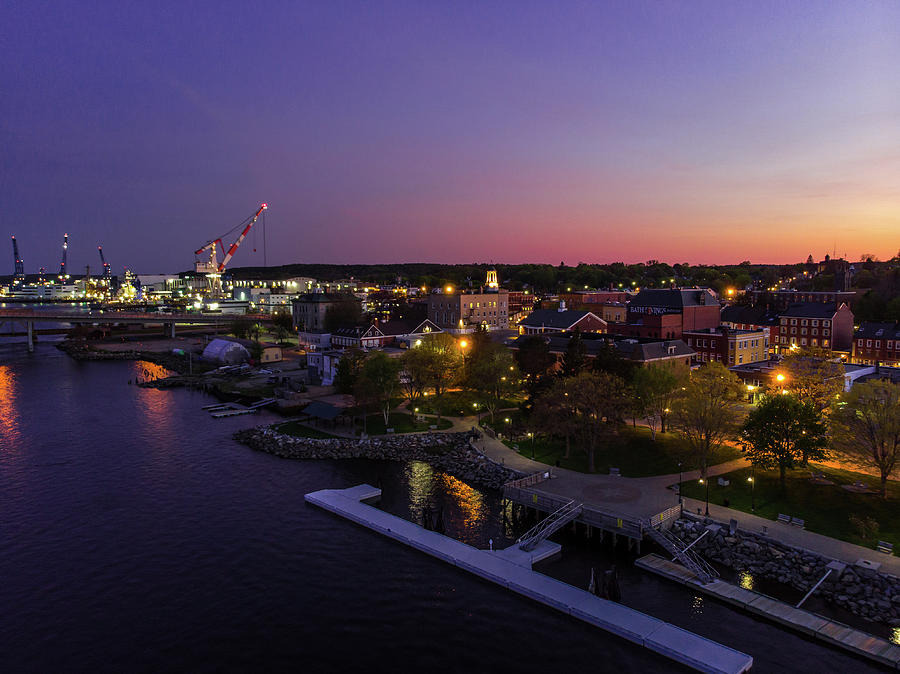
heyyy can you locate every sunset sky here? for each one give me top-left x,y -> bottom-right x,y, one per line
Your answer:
2,1 -> 898,272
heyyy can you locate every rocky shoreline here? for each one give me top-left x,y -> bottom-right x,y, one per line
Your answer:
672,516 -> 900,627
56,340 -> 192,373
234,426 -> 521,491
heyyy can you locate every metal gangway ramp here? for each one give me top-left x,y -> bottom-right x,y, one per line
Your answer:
517,500 -> 583,552
645,526 -> 719,585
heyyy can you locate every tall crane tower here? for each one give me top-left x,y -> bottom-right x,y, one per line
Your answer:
195,203 -> 267,298
59,233 -> 68,277
11,236 -> 25,281
98,246 -> 111,280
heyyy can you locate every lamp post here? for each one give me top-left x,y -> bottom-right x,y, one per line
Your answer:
527,432 -> 534,460
699,477 -> 710,516
678,461 -> 683,505
748,466 -> 756,513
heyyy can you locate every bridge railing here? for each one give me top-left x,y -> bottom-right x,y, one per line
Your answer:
503,481 -> 645,539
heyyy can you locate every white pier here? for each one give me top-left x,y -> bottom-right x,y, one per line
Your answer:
305,484 -> 753,674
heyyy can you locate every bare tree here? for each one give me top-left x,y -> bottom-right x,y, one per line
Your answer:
831,380 -> 900,498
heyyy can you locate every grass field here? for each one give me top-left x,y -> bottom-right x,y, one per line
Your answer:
501,424 -> 741,477
414,390 -> 521,417
275,421 -> 337,439
680,464 -> 900,549
358,412 -> 453,435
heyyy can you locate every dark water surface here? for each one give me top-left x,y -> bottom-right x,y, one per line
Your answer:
0,340 -> 885,673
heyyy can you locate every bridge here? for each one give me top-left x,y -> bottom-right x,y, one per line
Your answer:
0,308 -> 272,352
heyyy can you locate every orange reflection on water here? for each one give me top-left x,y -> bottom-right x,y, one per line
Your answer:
436,472 -> 486,531
0,365 -> 21,448
132,361 -> 175,438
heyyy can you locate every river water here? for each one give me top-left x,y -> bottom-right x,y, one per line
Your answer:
0,337 -> 886,673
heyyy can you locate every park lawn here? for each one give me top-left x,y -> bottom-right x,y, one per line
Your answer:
415,390 -> 522,417
679,464 -> 900,550
503,425 -> 741,477
275,421 -> 337,439
359,412 -> 452,435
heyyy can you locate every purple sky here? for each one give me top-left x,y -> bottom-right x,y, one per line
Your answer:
2,1 -> 898,273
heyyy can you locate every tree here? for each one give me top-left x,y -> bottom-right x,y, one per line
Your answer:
418,333 -> 462,419
531,377 -> 578,458
230,318 -> 251,340
741,395 -> 828,488
334,347 -> 367,394
831,380 -> 900,498
560,331 -> 587,377
536,371 -> 629,472
399,346 -> 431,414
779,348 -> 844,454
671,362 -> 742,476
592,340 -> 637,382
513,335 -> 556,382
466,342 -> 520,422
633,363 -> 688,439
271,312 -> 294,344
355,352 -> 402,425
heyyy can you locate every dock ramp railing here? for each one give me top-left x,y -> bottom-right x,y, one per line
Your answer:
517,500 -> 583,551
645,526 -> 719,585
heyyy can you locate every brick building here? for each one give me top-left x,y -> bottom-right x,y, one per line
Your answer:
610,288 -> 720,339
771,302 -> 854,354
427,288 -> 509,331
852,322 -> 900,367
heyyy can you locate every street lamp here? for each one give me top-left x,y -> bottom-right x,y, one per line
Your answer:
748,467 -> 755,513
527,432 -> 534,460
678,461 -> 683,505
699,478 -> 710,516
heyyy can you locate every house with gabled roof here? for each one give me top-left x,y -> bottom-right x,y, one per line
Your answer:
331,318 -> 442,349
517,305 -> 607,335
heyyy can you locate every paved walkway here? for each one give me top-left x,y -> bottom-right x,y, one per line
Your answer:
279,408 -> 899,576
681,497 -> 900,576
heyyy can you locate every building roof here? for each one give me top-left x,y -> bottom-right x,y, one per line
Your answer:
721,304 -> 779,327
301,400 -> 348,420
518,309 -> 602,329
613,339 -> 694,361
779,302 -> 841,318
855,322 -> 900,340
629,288 -> 717,309
293,292 -> 359,303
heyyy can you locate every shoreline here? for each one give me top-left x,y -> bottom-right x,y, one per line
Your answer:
234,426 -> 522,491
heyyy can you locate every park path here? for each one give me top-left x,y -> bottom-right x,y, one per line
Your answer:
681,497 -> 900,576
278,406 -> 899,574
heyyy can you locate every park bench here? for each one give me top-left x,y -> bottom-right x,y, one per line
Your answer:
877,541 -> 894,555
609,467 -> 621,477
386,428 -> 394,434
790,517 -> 805,528
777,513 -> 791,524
717,477 -> 730,486
429,424 -> 437,430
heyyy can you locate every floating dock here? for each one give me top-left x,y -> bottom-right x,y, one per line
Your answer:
636,553 -> 900,669
306,485 -> 753,674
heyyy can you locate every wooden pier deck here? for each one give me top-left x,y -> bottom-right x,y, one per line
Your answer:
636,553 -> 900,669
306,484 -> 753,674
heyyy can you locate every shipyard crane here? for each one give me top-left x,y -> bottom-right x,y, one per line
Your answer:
98,246 -> 111,280
59,233 -> 68,277
11,236 -> 25,281
194,203 -> 267,298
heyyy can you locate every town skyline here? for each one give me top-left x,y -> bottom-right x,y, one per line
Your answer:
3,1 -> 898,271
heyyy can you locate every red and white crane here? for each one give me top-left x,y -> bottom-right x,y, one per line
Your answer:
194,203 -> 267,297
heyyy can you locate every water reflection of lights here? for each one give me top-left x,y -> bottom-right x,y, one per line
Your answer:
892,628 -> 900,646
690,595 -> 704,617
738,572 -> 754,591
405,461 -> 435,515
133,361 -> 175,436
0,365 -> 21,446
436,473 -> 486,532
